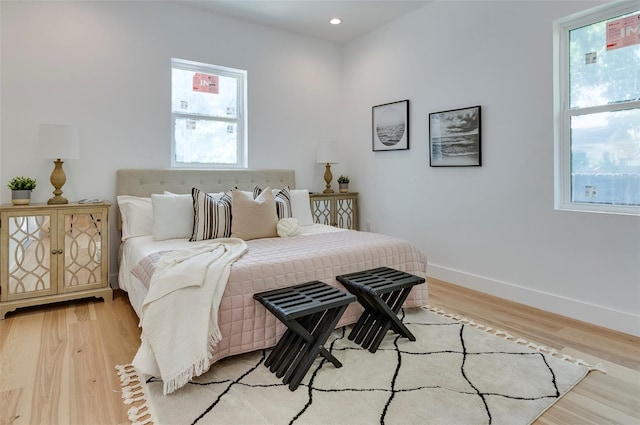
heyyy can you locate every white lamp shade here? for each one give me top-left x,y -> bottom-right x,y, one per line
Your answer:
316,142 -> 338,164
39,124 -> 79,159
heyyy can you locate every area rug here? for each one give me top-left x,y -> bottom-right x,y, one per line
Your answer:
116,307 -> 603,425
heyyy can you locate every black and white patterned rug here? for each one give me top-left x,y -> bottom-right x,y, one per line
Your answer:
117,307 -> 601,425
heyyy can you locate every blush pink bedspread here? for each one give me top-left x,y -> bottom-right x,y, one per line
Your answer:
130,230 -> 428,366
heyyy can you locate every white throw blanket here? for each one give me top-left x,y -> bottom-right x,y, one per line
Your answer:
132,238 -> 248,395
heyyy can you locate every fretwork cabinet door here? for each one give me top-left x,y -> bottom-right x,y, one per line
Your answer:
309,193 -> 358,230
0,202 -> 112,319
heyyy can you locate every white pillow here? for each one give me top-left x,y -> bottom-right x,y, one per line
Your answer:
117,195 -> 153,241
151,193 -> 193,240
290,189 -> 314,225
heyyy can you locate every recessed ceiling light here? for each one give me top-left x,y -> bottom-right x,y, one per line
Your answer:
330,18 -> 342,25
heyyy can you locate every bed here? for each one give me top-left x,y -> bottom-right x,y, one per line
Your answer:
116,168 -> 428,393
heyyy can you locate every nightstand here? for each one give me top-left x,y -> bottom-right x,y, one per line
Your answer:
0,202 -> 112,318
309,192 -> 358,230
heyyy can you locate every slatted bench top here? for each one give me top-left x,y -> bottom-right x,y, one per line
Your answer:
253,280 -> 356,320
336,267 -> 425,295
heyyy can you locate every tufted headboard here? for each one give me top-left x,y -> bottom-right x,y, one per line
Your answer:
115,168 -> 296,227
116,168 -> 295,197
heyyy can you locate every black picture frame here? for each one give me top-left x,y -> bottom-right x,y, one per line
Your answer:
429,105 -> 481,167
372,99 -> 409,151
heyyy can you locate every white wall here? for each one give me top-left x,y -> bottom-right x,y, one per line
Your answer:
2,0 -> 638,336
1,1 -> 343,279
342,1 -> 640,336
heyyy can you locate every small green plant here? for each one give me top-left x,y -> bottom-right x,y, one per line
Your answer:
7,176 -> 37,191
337,175 -> 349,184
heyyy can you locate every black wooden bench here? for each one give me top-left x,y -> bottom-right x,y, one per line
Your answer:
337,267 -> 425,353
253,281 -> 355,391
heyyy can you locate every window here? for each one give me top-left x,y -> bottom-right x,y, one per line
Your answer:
171,58 -> 247,168
554,3 -> 640,215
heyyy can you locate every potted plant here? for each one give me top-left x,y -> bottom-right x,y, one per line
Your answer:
8,176 -> 37,205
337,175 -> 349,193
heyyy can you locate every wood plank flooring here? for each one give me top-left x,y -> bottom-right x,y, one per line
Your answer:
0,291 -> 140,424
0,279 -> 638,425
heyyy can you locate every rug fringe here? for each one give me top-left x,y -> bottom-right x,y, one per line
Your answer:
424,306 -> 607,373
116,364 -> 155,425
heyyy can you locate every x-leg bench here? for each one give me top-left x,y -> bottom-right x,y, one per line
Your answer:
253,281 -> 355,391
337,267 -> 425,353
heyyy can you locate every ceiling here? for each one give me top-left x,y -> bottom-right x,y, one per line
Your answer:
174,1 -> 431,44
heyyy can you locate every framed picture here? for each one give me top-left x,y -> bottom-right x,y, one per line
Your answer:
429,105 -> 481,167
372,99 -> 409,151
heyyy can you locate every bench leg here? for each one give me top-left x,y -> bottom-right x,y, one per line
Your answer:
348,290 -> 390,344
361,291 -> 401,351
267,312 -> 321,377
264,305 -> 348,391
284,305 -> 349,391
349,287 -> 416,353
385,288 -> 416,339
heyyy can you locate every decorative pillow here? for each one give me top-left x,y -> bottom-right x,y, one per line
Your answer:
116,195 -> 153,241
289,189 -> 314,225
151,193 -> 193,240
277,217 -> 301,237
190,188 -> 232,241
253,186 -> 292,220
231,188 -> 278,240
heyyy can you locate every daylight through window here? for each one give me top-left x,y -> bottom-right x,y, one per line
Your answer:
171,58 -> 247,168
555,3 -> 640,215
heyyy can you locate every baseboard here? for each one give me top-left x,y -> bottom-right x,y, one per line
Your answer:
107,264 -> 638,336
427,264 -> 640,337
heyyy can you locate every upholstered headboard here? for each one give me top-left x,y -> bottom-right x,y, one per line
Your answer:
115,168 -> 296,227
116,169 -> 295,197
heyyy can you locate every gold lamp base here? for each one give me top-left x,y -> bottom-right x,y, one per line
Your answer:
323,163 -> 334,194
48,159 -> 69,205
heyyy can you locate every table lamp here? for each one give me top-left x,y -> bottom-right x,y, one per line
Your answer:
39,124 -> 79,204
316,142 -> 338,194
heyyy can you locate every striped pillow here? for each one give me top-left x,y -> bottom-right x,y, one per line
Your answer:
253,186 -> 292,220
190,187 -> 232,241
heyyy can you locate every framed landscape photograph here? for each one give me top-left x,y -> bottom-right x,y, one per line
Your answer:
372,99 -> 409,151
429,105 -> 481,166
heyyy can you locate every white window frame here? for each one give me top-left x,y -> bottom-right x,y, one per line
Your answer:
553,2 -> 640,216
171,58 -> 248,169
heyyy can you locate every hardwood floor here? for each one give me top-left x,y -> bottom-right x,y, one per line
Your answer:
0,279 -> 638,424
0,291 -> 140,425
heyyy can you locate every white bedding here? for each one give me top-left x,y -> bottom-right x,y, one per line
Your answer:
119,224 -> 428,378
119,224 -> 344,317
